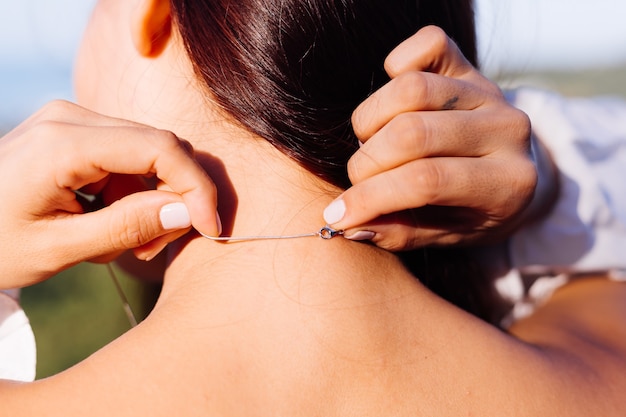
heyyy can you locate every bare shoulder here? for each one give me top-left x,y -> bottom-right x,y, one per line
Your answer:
511,276 -> 626,353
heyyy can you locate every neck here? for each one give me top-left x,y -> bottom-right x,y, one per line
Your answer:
152,98 -> 343,271
194,120 -> 341,241
104,44 -> 346,277
159,116 -> 345,295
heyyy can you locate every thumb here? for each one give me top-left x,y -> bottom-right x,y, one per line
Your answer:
51,190 -> 192,266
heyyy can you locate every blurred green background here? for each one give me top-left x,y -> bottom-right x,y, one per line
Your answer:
14,65 -> 626,379
21,264 -> 159,378
495,66 -> 626,98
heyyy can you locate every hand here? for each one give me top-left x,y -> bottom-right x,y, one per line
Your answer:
323,26 -> 542,251
0,100 -> 220,288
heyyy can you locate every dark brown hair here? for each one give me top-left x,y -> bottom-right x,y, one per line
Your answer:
170,0 -> 496,322
171,0 -> 476,188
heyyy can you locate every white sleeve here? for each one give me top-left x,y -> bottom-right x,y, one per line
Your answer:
493,88 -> 626,327
0,290 -> 37,382
506,87 -> 626,275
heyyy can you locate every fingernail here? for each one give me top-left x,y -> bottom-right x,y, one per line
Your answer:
159,202 -> 191,230
345,230 -> 376,241
323,198 -> 346,225
143,242 -> 168,262
215,211 -> 223,235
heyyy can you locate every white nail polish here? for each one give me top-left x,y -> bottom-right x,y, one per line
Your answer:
323,198 -> 346,225
160,202 -> 191,230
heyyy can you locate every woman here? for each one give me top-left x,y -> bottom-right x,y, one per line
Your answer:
3,1 -> 625,416
0,1 -> 536,382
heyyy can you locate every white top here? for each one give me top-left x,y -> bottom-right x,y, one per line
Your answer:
494,87 -> 626,326
0,289 -> 37,381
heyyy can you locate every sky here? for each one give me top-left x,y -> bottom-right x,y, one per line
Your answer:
476,0 -> 626,72
2,0 -> 626,127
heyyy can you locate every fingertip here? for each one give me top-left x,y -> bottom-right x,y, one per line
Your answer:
383,50 -> 405,79
178,138 -> 195,156
159,202 -> 191,230
384,27 -> 431,77
214,210 -> 223,235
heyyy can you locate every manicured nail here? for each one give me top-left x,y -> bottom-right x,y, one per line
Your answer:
159,202 -> 191,230
344,230 -> 376,241
323,198 -> 346,225
215,211 -> 223,235
143,242 -> 168,262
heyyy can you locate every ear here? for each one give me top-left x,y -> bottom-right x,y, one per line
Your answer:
131,0 -> 172,57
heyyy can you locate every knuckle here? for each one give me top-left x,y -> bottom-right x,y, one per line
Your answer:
407,162 -> 443,203
29,119 -> 65,136
152,129 -> 186,156
517,157 -> 539,191
347,154 -> 365,184
108,206 -> 157,249
36,99 -> 76,120
351,94 -> 382,140
140,129 -> 186,169
388,113 -> 427,155
394,72 -> 429,105
153,128 -> 180,147
422,25 -> 450,51
158,129 -> 181,145
178,138 -> 195,156
507,107 -> 532,144
497,158 -> 537,215
27,120 -> 71,151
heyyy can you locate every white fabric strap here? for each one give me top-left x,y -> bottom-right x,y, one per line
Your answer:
0,291 -> 37,382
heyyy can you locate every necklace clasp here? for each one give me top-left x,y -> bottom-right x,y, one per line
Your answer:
318,225 -> 343,239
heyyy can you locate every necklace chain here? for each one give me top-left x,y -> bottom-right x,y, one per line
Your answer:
108,226 -> 343,328
199,225 -> 343,241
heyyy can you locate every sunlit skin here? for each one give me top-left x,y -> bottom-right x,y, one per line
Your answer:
0,1 -> 624,416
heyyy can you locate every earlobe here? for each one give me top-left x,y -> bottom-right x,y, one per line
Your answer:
131,0 -> 172,57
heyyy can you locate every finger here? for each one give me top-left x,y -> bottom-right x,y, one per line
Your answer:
324,156 -> 536,231
349,105 -> 530,183
30,100 -> 150,128
34,101 -> 197,156
345,222 -> 443,252
342,218 -> 451,252
384,25 -> 475,78
132,228 -> 189,262
46,123 -> 219,236
45,190 -> 193,268
352,73 -> 474,141
352,71 -> 498,141
342,206 -> 498,251
6,101 -> 144,143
